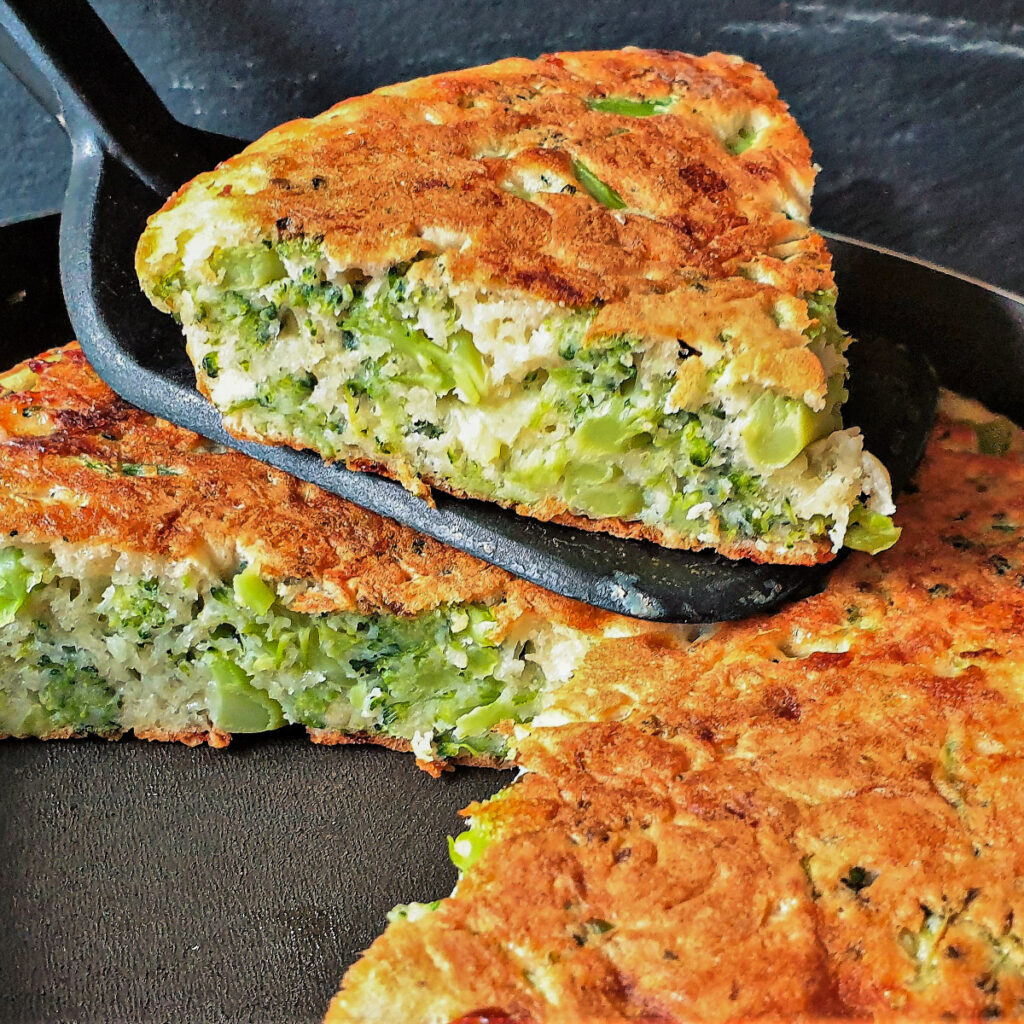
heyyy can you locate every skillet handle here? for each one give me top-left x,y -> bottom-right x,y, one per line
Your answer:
0,0 -> 233,195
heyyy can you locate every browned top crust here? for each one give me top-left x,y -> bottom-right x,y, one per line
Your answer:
0,344 -> 612,632
328,398 -> 1024,1021
138,48 -> 832,400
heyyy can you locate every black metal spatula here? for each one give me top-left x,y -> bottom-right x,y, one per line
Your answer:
4,1 -> 1004,623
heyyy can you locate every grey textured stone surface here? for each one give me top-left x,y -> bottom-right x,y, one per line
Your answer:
1,0 -> 1022,290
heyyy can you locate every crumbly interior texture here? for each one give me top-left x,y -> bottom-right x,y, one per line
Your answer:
137,48 -> 898,564
326,397 -> 1024,1021
0,543 -> 589,762
155,243 -> 894,559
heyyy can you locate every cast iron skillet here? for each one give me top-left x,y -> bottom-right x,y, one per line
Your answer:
0,0 -> 959,623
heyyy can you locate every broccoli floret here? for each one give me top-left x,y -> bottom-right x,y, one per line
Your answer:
35,654 -> 120,735
102,578 -> 168,641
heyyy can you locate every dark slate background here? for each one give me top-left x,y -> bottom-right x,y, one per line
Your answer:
2,0 -> 1023,292
0,3 -> 1022,1023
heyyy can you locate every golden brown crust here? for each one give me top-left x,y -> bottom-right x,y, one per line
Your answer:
1,344 -> 689,769
328,397 -> 1024,1021
139,48 -> 833,402
0,344 -> 614,630
134,726 -> 231,747
0,725 -> 229,747
0,721 -> 499,768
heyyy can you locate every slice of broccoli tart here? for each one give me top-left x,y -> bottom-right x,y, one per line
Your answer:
137,47 -> 897,565
0,345 -> 666,766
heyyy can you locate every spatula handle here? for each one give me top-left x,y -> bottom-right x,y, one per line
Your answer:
0,0 -> 230,195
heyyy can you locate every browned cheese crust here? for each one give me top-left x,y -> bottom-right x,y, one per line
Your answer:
141,48 -> 829,345
328,399 -> 1024,1022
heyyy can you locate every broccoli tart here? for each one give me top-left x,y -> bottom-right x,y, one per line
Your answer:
0,345 -> 671,767
136,47 -> 897,566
